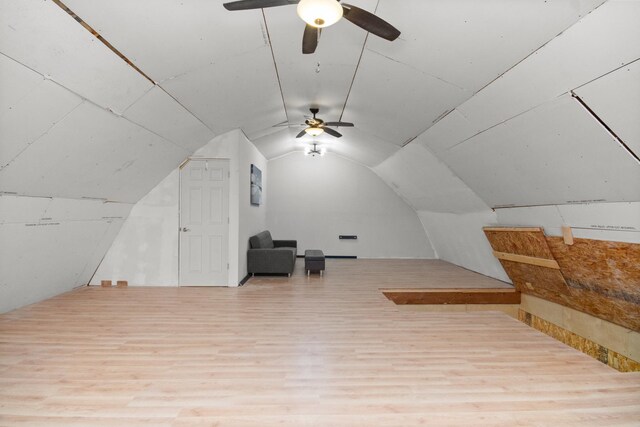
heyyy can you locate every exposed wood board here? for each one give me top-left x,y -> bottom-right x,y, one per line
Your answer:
263,1 -> 375,127
546,236 -> 640,331
122,86 -> 216,153
484,227 -> 572,298
0,220 -> 111,313
457,0 -> 640,137
441,95 -> 640,207
160,46 -> 286,137
519,309 -> 640,372
492,251 -> 560,270
373,143 -> 488,213
520,293 -> 639,360
0,78 -> 83,168
498,260 -> 572,297
61,0 -> 269,83
483,227 -> 544,233
0,53 -> 43,112
0,102 -> 189,203
343,48 -> 470,145
570,228 -> 640,245
483,228 -> 554,259
562,226 -> 574,245
574,60 -> 640,159
0,0 -> 153,113
382,288 -> 521,305
370,0 -> 605,93
484,227 -> 640,331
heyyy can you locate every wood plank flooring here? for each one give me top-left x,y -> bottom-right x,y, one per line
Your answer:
1,259 -> 639,426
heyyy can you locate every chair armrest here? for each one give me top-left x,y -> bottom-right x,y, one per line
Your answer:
247,248 -> 296,274
273,240 -> 297,248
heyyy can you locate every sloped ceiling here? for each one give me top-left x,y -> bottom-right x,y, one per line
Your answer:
40,0 -> 606,168
0,0 -> 637,210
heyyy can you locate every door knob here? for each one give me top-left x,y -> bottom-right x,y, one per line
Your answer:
181,227 -> 190,232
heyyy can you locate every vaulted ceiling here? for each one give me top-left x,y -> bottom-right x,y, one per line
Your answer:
1,0 -> 638,208
58,0 -> 614,167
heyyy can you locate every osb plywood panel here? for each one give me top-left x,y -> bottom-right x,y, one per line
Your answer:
498,260 -> 570,298
519,309 -> 640,373
486,228 -> 640,332
484,228 -> 553,258
547,236 -> 640,332
547,237 -> 640,305
484,228 -> 572,301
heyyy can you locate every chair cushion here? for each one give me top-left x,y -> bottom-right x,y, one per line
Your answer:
250,230 -> 274,249
305,249 -> 325,261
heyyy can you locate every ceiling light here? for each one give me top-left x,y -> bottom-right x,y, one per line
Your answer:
304,127 -> 324,137
297,0 -> 343,28
305,143 -> 325,157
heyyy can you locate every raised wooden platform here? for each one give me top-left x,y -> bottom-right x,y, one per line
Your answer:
382,287 -> 521,305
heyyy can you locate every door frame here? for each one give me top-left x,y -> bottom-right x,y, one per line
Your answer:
178,157 -> 231,287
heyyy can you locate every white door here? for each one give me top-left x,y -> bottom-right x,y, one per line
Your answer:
179,159 -> 229,286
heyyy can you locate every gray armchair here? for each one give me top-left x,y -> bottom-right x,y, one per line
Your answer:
247,231 -> 297,276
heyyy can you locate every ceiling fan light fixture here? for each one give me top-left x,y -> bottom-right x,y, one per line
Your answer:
304,126 -> 325,137
305,143 -> 326,157
297,0 -> 343,28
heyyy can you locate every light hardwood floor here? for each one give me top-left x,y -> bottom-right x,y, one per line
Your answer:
1,259 -> 639,426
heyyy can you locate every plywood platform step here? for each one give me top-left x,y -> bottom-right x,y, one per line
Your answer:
382,288 -> 521,305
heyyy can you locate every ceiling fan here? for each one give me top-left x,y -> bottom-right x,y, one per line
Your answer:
296,108 -> 353,138
305,143 -> 326,156
222,0 -> 401,54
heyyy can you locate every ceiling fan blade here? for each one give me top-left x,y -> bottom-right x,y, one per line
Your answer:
324,122 -> 354,127
342,4 -> 400,41
323,127 -> 342,138
302,24 -> 319,54
223,0 -> 298,11
296,129 -> 308,138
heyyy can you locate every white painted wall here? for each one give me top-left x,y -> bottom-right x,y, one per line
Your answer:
0,195 -> 131,313
266,152 -> 435,258
89,170 -> 180,287
418,210 -> 510,282
373,143 -> 488,214
236,136 -> 268,280
92,129 -> 267,286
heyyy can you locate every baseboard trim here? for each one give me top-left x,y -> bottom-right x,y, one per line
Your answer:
296,255 -> 357,259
